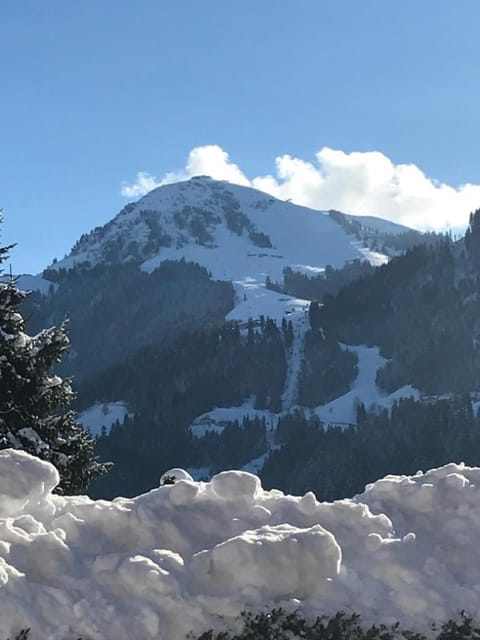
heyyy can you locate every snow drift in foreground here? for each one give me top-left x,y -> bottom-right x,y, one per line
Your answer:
0,450 -> 478,640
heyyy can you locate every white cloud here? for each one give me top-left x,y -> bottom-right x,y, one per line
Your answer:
121,145 -> 480,231
121,171 -> 161,198
120,146 -> 249,198
185,145 -> 250,187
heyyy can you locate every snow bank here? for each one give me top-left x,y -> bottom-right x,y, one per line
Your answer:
0,450 -> 478,639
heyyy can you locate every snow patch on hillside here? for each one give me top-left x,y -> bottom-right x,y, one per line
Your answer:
190,399 -> 275,438
0,449 -> 479,639
78,401 -> 132,436
313,346 -> 420,426
354,242 -> 389,265
241,451 -> 271,475
228,281 -> 310,324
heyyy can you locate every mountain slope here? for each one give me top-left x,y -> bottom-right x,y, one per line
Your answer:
54,177 -> 388,277
21,177 -> 438,498
50,177 -> 393,324
24,260 -> 234,378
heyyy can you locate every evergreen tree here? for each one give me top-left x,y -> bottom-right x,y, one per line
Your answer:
466,208 -> 480,258
308,301 -> 322,330
0,241 -> 110,494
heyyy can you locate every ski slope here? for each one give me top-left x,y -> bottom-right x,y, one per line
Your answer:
188,344 -> 421,477
188,346 -> 420,435
313,346 -> 420,426
281,311 -> 309,409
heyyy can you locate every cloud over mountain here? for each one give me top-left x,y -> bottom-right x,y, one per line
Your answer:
121,145 -> 480,231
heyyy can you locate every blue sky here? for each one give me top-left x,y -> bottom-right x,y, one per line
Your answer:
2,1 -> 480,273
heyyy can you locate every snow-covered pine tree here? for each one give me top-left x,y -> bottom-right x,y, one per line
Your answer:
0,241 -> 110,494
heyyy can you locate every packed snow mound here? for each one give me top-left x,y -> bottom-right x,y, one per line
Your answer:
1,450 -> 478,639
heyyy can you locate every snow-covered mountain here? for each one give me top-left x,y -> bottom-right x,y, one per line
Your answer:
50,176 -> 415,324
26,177 -> 438,488
54,176 -> 390,277
41,177 -> 426,439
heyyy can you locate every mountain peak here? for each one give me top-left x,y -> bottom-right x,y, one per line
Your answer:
52,178 -> 393,277
48,178 -> 429,327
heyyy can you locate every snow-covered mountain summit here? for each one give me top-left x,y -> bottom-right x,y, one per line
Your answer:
50,176 -> 403,322
54,176 -> 390,279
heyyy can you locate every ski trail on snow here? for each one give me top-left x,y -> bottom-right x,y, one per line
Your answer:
281,312 -> 309,410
